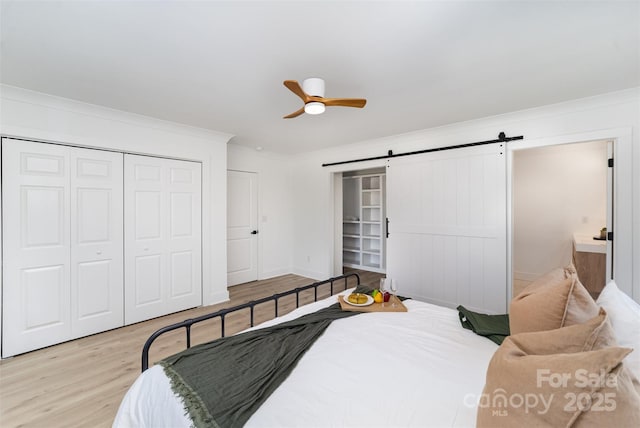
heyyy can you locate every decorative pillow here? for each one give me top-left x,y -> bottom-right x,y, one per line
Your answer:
507,308 -> 616,354
510,266 -> 599,334
597,280 -> 640,380
477,313 -> 640,427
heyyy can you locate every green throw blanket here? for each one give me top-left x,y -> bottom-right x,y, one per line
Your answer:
456,305 -> 510,345
160,302 -> 362,428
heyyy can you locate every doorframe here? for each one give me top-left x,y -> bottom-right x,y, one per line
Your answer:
328,161 -> 388,277
506,127 -> 634,303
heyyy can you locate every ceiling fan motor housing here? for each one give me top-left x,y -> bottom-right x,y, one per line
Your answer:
302,78 -> 325,97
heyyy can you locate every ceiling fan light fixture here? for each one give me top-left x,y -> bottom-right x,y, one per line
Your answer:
282,78 -> 365,119
304,101 -> 325,115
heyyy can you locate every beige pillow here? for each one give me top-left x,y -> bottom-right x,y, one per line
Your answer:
508,308 -> 616,354
510,266 -> 599,334
477,313 -> 640,427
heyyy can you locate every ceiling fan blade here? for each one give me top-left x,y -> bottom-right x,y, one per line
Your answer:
283,106 -> 305,119
283,80 -> 309,102
322,98 -> 367,108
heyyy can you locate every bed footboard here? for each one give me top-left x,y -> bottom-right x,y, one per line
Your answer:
141,273 -> 360,371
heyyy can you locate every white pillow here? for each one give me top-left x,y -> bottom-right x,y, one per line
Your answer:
597,280 -> 640,379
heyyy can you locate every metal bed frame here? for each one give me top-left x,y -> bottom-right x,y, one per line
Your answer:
141,272 -> 361,371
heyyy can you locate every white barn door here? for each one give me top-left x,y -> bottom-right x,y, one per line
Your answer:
386,143 -> 507,313
124,155 -> 202,324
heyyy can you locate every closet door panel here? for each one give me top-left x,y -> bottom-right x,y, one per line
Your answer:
22,265 -> 66,329
70,148 -> 123,337
125,156 -> 167,323
124,155 -> 201,325
167,162 -> 201,309
2,139 -> 71,357
135,254 -> 163,304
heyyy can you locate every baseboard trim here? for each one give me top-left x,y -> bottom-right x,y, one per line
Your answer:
291,267 -> 328,281
259,267 -> 291,280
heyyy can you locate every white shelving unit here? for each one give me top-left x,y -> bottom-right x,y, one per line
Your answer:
343,173 -> 386,273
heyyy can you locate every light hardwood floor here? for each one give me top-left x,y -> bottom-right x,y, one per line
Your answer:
0,268 -> 382,428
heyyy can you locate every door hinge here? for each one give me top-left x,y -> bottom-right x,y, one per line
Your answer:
607,231 -> 613,241
608,158 -> 614,168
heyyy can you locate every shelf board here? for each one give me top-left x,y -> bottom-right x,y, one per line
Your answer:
361,221 -> 381,224
362,235 -> 380,239
362,249 -> 381,255
342,220 -> 360,223
343,248 -> 360,253
362,189 -> 381,192
362,205 -> 380,209
343,262 -> 362,269
343,234 -> 360,238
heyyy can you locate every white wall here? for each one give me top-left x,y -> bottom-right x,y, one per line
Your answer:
0,85 -> 233,307
513,141 -> 608,281
227,144 -> 293,279
6,83 -> 638,313
290,88 -> 640,302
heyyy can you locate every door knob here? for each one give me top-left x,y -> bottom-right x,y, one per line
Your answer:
251,230 -> 258,235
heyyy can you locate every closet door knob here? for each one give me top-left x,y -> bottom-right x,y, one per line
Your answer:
251,230 -> 258,235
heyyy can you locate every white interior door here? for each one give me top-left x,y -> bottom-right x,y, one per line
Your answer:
386,143 -> 507,313
70,148 -> 123,337
227,170 -> 258,286
2,139 -> 72,356
124,155 -> 202,324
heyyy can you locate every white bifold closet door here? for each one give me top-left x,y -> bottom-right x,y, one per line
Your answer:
124,154 -> 202,324
2,139 -> 123,357
386,143 -> 507,314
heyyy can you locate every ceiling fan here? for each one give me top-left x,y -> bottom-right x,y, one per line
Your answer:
283,78 -> 367,119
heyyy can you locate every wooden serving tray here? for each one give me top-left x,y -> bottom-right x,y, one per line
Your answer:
338,295 -> 407,313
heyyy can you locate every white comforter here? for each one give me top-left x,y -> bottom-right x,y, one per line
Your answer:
114,290 -> 498,427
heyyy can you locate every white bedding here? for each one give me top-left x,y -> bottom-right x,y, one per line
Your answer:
114,290 -> 498,427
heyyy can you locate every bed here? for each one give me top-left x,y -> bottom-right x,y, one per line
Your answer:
113,275 -> 498,427
114,269 -> 640,427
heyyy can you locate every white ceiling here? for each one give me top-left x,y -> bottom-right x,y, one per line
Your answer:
1,1 -> 638,154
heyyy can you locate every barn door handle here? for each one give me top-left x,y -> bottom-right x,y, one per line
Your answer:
251,230 -> 258,235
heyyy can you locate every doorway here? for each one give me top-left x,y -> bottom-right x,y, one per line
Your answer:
334,167 -> 387,276
511,140 -> 612,299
